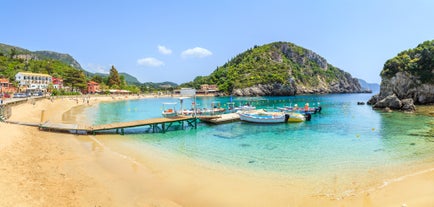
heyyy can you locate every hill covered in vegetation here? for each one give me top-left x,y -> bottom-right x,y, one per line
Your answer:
0,50 -> 80,83
182,42 -> 364,96
369,40 -> 434,110
0,43 -> 83,71
0,43 -> 142,93
381,40 -> 434,84
95,72 -> 142,85
0,43 -> 179,94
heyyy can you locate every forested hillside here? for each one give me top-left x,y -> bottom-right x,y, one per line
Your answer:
182,42 -> 364,96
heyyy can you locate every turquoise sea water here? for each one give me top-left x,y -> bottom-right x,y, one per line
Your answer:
85,93 -> 434,194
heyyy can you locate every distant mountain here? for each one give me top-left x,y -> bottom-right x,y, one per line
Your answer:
182,41 -> 366,96
357,79 -> 379,93
94,72 -> 142,85
0,43 -> 181,89
0,43 -> 83,70
0,43 -> 84,81
143,81 -> 178,88
119,73 -> 141,85
0,43 -> 29,55
33,51 -> 83,70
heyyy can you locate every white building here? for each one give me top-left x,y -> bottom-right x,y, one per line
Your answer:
15,72 -> 52,91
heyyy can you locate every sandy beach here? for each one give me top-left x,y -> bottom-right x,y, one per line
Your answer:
1,96 -> 433,207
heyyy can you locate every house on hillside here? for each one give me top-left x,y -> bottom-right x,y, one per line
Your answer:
197,84 -> 219,95
52,77 -> 64,90
0,78 -> 17,93
15,72 -> 52,92
86,81 -> 100,94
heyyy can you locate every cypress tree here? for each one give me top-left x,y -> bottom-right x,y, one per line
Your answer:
108,65 -> 121,88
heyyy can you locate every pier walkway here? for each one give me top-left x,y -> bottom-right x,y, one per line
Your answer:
198,113 -> 240,124
10,116 -> 198,135
87,116 -> 197,134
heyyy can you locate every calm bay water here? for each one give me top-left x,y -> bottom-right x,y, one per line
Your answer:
85,93 -> 434,193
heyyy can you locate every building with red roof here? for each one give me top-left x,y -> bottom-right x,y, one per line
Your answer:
87,81 -> 100,94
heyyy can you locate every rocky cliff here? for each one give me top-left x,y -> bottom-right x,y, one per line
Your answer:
183,42 -> 366,96
368,40 -> 434,111
232,72 -> 364,96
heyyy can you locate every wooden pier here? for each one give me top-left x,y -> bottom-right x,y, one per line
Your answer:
198,113 -> 240,124
38,116 -> 197,135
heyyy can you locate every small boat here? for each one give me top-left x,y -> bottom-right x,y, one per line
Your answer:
162,102 -> 178,118
227,102 -> 256,113
180,109 -> 195,116
199,108 -> 225,115
285,112 -> 306,123
278,103 -> 321,114
198,101 -> 226,116
235,104 -> 256,112
239,112 -> 286,123
239,110 -> 305,123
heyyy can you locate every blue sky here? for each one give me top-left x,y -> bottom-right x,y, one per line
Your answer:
1,0 -> 434,84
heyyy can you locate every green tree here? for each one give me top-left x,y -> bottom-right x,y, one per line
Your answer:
47,83 -> 54,93
91,75 -> 104,83
120,75 -> 126,88
108,65 -> 121,88
381,40 -> 434,84
9,48 -> 16,59
64,69 -> 87,92
124,85 -> 140,94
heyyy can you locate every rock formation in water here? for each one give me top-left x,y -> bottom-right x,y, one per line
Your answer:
368,40 -> 434,111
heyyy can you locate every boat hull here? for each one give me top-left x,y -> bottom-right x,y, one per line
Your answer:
239,113 -> 286,123
285,113 -> 305,122
162,112 -> 177,118
239,112 -> 305,123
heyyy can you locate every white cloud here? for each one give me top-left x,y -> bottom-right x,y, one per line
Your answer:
158,45 -> 172,55
137,57 -> 164,67
86,63 -> 109,74
181,47 -> 213,58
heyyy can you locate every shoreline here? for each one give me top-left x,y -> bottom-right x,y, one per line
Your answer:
1,96 -> 433,206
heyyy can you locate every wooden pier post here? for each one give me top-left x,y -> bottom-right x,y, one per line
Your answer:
40,110 -> 45,124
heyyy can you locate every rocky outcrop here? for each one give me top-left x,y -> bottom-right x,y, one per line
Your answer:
370,40 -> 434,112
233,72 -> 366,96
377,72 -> 434,104
233,83 -> 297,96
278,43 -> 328,70
369,72 -> 433,111
401,98 -> 416,111
373,94 -> 402,109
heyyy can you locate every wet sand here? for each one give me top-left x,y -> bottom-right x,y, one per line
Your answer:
0,96 -> 433,206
